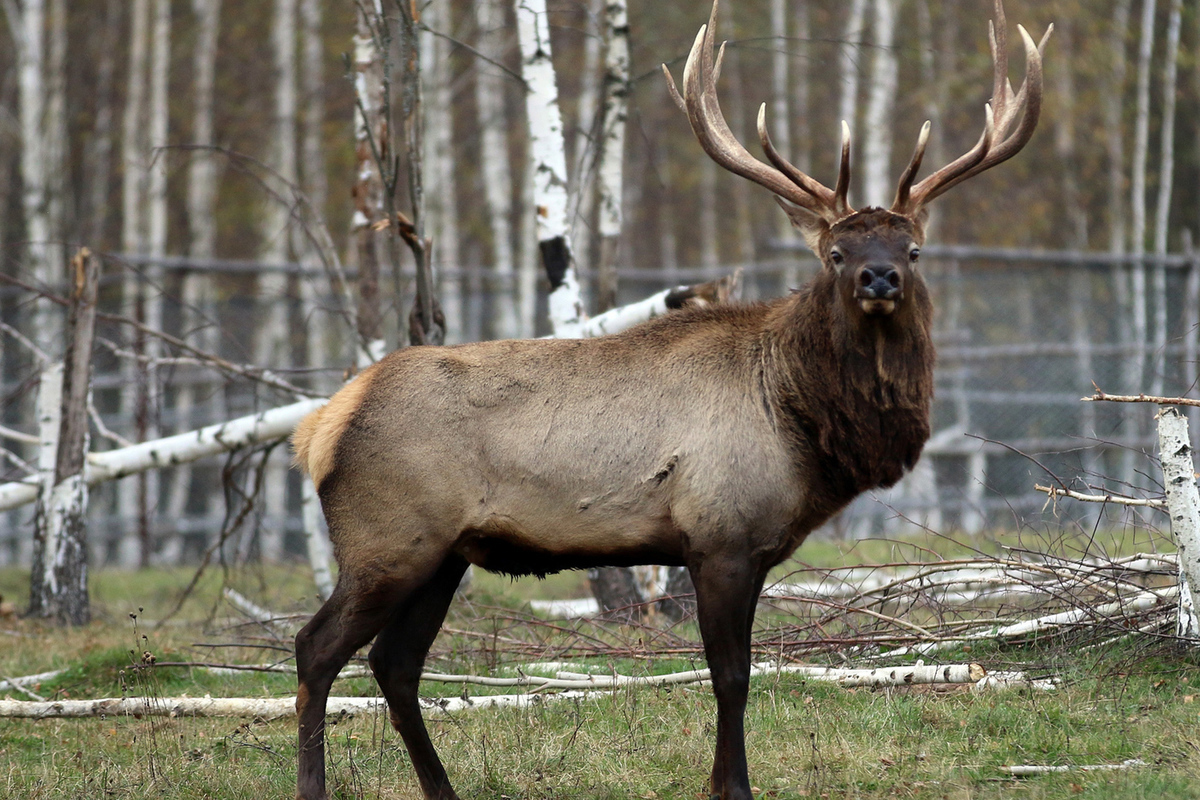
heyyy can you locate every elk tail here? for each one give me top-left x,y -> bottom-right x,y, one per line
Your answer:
291,364 -> 380,490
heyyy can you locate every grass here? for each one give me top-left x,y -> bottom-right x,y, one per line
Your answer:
1,527 -> 1198,799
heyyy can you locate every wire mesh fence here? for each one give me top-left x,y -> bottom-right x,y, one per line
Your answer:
1,244 -> 1197,567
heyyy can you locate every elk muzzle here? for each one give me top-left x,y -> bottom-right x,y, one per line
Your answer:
854,265 -> 902,315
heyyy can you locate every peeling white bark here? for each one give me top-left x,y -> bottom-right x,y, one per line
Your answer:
1156,407 -> 1200,639
516,0 -> 583,337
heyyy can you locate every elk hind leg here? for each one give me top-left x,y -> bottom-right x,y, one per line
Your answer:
368,554 -> 469,800
295,568 -> 432,800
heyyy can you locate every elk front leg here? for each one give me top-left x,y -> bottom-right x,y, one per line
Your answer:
691,557 -> 766,800
368,555 -> 469,800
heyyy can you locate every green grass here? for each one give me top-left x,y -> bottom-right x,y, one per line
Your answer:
1,527 -> 1198,799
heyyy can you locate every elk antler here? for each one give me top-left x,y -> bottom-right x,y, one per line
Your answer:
662,0 -> 851,224
892,0 -> 1052,216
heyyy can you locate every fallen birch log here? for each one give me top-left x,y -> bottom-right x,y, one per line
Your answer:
0,397 -> 327,512
0,670 -> 63,693
0,689 -> 612,720
1000,759 -> 1147,775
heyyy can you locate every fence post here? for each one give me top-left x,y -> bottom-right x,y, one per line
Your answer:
1155,406 -> 1200,639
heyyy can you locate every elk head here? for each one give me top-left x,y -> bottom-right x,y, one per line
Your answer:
663,0 -> 1051,319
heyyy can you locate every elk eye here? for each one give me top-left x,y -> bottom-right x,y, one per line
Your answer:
909,247 -> 920,263
830,249 -> 845,266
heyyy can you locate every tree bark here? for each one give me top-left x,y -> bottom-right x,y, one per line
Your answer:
516,0 -> 582,337
29,250 -> 99,626
1156,407 -> 1200,639
352,0 -> 388,364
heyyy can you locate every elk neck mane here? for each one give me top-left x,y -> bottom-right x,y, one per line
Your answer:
761,266 -> 935,514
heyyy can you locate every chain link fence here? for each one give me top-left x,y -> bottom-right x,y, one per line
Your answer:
2,245 -> 1197,566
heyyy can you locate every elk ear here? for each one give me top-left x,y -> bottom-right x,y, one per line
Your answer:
774,197 -> 829,258
911,206 -> 931,243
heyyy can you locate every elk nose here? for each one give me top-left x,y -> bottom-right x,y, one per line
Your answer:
857,265 -> 902,300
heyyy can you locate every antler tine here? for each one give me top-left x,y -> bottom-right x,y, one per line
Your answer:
758,105 -> 837,205
665,0 -> 845,221
834,121 -> 852,216
900,5 -> 1048,213
892,121 -> 931,213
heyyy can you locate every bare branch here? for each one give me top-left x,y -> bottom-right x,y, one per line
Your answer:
1034,483 -> 1166,510
1084,388 -> 1200,408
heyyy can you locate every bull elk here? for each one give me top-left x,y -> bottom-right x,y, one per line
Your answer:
291,1 -> 1049,797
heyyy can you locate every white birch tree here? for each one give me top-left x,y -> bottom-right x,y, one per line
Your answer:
516,0 -> 582,337
5,0 -> 62,350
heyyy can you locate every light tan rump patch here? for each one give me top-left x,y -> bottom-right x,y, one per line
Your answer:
291,364 -> 380,490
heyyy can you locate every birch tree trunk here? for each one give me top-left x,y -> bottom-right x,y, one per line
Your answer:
29,251 -> 98,626
299,0 -> 333,597
1150,0 -> 1181,397
568,0 -> 605,281
118,0 -> 150,568
28,362 -> 62,607
1128,0 -> 1155,391
862,0 -> 897,208
473,0 -> 519,340
593,0 -> 629,312
136,0 -> 171,563
168,0 -> 225,564
352,0 -> 388,365
10,0 -> 62,351
516,0 -> 583,337
422,1 -> 463,344
252,0 -> 298,566
1156,407 -> 1200,639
